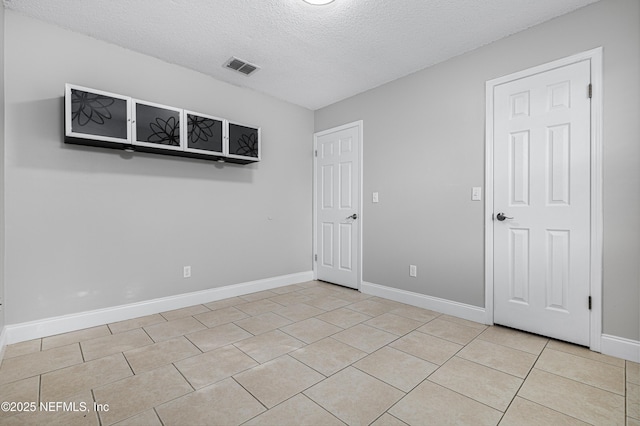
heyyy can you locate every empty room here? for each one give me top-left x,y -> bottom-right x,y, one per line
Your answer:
0,0 -> 638,424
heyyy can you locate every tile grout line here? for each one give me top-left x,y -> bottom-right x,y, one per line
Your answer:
517,337 -> 625,424
531,354 -> 627,394
231,341 -> 265,365
494,336 -> 550,423
545,345 -> 627,368
449,352 -> 532,381
288,348 -> 340,379
37,374 -> 41,409
130,364 -> 198,424
473,335 -> 545,357
231,376 -> 269,412
90,388 -> 103,426
390,325 -> 466,363
349,362 -> 411,395
625,362 -> 628,423
120,349 -> 136,376
383,328 -> 541,422
172,361 -> 196,392
78,341 -> 87,363
238,389 -> 346,426
139,325 -> 157,346
363,327 -> 476,423
190,314 -> 210,329
517,394 -> 605,425
152,407 -> 165,426
429,376 -> 512,417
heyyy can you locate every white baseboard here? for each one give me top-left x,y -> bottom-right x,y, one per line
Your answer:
0,327 -> 7,363
5,273 -> 638,364
361,281 -> 487,324
361,281 -> 640,363
601,334 -> 640,363
3,271 -> 314,346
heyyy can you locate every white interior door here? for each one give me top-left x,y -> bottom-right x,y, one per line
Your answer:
492,60 -> 591,346
314,122 -> 361,289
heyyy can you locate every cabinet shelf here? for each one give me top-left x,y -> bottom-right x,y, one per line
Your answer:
64,84 -> 261,164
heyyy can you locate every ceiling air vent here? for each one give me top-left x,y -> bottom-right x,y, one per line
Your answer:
224,57 -> 260,76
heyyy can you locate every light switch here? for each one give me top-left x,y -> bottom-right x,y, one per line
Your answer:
372,192 -> 379,203
472,187 -> 482,201
409,265 -> 417,277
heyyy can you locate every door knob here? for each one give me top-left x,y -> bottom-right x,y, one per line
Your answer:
496,213 -> 513,221
346,213 -> 358,220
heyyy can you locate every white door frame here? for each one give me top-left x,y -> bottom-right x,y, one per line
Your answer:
484,48 -> 603,351
313,120 -> 364,289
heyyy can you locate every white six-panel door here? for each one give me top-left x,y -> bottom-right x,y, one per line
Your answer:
492,60 -> 592,346
314,123 -> 361,289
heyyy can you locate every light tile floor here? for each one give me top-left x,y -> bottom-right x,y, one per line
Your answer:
0,280 -> 636,425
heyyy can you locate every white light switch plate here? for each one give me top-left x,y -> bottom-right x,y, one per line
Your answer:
372,192 -> 379,203
409,265 -> 417,277
472,187 -> 482,201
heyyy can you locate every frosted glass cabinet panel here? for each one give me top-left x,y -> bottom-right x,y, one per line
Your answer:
65,84 -> 131,143
227,121 -> 261,162
184,110 -> 225,156
133,100 -> 184,151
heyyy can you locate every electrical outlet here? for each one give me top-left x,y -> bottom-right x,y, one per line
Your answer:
409,265 -> 417,277
183,266 -> 191,278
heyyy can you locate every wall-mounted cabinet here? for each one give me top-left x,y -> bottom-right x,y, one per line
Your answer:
185,110 -> 225,157
64,84 -> 260,164
133,100 -> 184,152
65,85 -> 131,144
228,121 -> 261,162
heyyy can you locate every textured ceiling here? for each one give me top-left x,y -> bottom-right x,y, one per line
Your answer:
5,0 -> 599,110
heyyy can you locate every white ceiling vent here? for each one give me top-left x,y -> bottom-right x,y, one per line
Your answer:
224,57 -> 260,76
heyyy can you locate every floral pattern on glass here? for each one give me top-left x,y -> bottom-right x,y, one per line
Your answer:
234,132 -> 259,157
147,116 -> 180,146
72,91 -> 115,126
188,115 -> 216,145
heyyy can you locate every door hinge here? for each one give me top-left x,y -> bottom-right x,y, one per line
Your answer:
588,84 -> 592,99
314,254 -> 317,261
314,150 -> 317,157
588,296 -> 592,310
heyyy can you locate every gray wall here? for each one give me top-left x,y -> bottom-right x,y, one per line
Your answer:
4,11 -> 314,324
315,0 -> 640,340
0,4 -> 5,331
